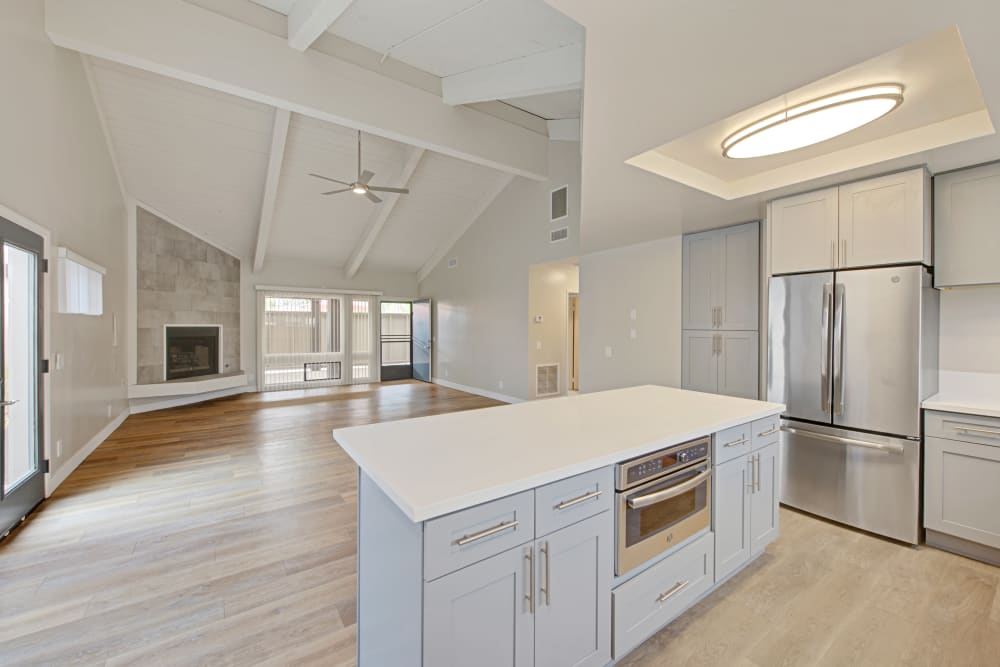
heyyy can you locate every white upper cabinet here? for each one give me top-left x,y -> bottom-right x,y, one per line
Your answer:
682,221 -> 759,331
839,169 -> 930,268
934,162 -> 1000,287
769,169 -> 930,275
769,187 -> 838,275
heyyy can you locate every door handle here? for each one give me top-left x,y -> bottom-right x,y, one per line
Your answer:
540,540 -> 551,606
820,283 -> 832,412
780,425 -> 904,454
525,546 -> 535,614
832,283 -> 845,416
0,400 -> 18,407
627,469 -> 711,508
754,454 -> 761,492
842,239 -> 848,265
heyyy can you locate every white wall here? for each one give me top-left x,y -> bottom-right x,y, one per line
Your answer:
939,287 -> 1000,374
578,236 -> 683,393
528,261 -> 579,398
0,0 -> 128,484
419,141 -> 581,401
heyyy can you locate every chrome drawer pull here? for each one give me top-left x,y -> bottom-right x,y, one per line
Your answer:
455,520 -> 519,546
656,580 -> 690,603
722,437 -> 749,448
953,425 -> 1000,439
756,426 -> 778,437
555,490 -> 602,510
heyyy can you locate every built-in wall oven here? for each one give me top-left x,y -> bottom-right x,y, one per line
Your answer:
615,437 -> 712,575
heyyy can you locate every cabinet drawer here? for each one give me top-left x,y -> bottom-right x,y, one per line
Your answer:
612,532 -> 714,659
925,411 -> 1000,447
925,436 -> 1000,549
751,415 -> 779,450
424,490 -> 535,581
714,422 -> 752,464
535,467 -> 613,538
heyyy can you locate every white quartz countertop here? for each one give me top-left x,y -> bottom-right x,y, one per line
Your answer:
333,385 -> 784,522
923,371 -> 1000,419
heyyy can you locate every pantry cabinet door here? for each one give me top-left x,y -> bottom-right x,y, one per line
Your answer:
718,331 -> 759,399
682,331 -> 719,394
718,222 -> 759,331
683,230 -> 719,330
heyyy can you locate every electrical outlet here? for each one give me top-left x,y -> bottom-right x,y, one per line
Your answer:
630,328 -> 638,340
630,308 -> 637,321
604,346 -> 613,358
536,340 -> 542,350
56,439 -> 63,458
498,379 -> 504,390
55,353 -> 64,370
444,368 -> 449,378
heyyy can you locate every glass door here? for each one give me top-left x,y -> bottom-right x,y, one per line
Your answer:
1,216 -> 44,538
380,301 -> 412,381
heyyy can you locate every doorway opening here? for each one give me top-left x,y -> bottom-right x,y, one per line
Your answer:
527,260 -> 579,399
380,301 -> 412,381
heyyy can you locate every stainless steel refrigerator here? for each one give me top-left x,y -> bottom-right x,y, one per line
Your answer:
767,265 -> 938,544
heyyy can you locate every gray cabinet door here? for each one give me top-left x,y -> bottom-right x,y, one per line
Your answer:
424,544 -> 535,667
750,441 -> 780,555
925,435 -> 1000,549
682,330 -> 719,393
718,222 -> 759,330
713,455 -> 750,583
534,512 -> 612,667
718,331 -> 759,399
934,162 -> 1000,287
682,230 -> 719,330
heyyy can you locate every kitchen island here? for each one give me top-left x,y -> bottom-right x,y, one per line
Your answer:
334,385 -> 784,666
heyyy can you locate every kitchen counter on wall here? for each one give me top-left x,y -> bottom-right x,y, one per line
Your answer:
923,371 -> 1000,419
333,385 -> 784,521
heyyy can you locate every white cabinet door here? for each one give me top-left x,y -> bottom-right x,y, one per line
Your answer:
424,545 -> 535,667
718,222 -> 759,330
749,441 -> 780,554
713,455 -> 750,583
769,187 -> 839,274
839,169 -> 928,269
934,162 -> 1000,287
718,331 -> 759,399
682,229 -> 719,330
682,331 -> 719,393
534,512 -> 612,667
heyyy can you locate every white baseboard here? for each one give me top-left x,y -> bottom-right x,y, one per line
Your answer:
46,409 -> 129,496
432,377 -> 523,404
129,384 -> 254,414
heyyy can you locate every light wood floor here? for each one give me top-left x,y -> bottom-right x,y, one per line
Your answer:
1,380 -> 998,666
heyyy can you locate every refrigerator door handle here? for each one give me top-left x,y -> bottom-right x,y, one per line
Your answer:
833,283 -> 845,416
781,425 -> 905,455
821,283 -> 832,412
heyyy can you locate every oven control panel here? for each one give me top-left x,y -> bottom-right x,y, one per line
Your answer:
617,438 -> 710,489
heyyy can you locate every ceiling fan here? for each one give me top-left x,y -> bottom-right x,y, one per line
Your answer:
309,130 -> 410,203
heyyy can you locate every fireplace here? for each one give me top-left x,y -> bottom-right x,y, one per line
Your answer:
164,325 -> 221,381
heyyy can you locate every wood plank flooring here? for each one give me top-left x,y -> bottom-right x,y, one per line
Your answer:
1,380 -> 998,666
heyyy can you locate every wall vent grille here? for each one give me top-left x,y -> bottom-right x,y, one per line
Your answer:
550,227 -> 569,243
536,363 -> 560,397
551,186 -> 568,221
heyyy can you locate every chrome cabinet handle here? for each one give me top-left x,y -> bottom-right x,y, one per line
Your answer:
525,546 -> 535,614
628,469 -> 711,508
754,454 -> 761,492
830,240 -> 836,267
555,490 -> 601,510
756,426 -> 778,438
0,400 -> 18,407
842,239 -> 848,265
454,519 -> 519,546
540,541 -> 550,606
951,425 -> 1000,439
722,437 -> 748,448
656,580 -> 690,603
780,425 -> 904,454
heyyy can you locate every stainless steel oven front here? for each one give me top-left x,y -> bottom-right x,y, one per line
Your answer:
615,437 -> 711,575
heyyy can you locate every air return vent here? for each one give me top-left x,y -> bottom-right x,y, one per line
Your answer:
550,227 -> 569,243
447,257 -> 458,269
551,185 -> 568,221
536,363 -> 559,397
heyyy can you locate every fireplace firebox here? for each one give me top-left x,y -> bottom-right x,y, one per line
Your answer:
164,325 -> 221,381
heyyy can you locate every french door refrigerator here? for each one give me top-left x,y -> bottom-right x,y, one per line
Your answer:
767,265 -> 938,544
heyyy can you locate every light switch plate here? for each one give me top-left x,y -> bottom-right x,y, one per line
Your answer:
630,328 -> 638,339
604,346 -> 613,358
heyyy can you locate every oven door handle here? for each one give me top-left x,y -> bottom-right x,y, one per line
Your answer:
627,469 -> 711,509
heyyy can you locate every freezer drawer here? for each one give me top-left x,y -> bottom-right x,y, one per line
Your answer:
779,421 -> 920,544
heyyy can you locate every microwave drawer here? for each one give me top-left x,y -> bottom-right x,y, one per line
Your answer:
423,490 -> 534,581
535,467 -> 613,538
714,422 -> 752,465
612,531 -> 714,659
925,410 -> 1000,448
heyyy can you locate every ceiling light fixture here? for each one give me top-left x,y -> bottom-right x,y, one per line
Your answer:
722,84 -> 904,159
352,184 -> 367,194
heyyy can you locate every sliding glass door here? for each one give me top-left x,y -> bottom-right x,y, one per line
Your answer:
1,216 -> 44,538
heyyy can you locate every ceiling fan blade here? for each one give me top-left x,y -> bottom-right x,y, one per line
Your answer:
359,169 -> 375,185
368,186 -> 410,194
364,190 -> 383,203
309,173 -> 351,186
321,188 -> 351,195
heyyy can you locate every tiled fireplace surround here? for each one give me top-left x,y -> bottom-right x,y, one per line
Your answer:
136,207 -> 240,385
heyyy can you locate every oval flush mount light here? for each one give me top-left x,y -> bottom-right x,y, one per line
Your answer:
722,84 -> 904,159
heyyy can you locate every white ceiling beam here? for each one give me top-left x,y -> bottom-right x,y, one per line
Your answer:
417,173 -> 515,283
287,0 -> 354,52
547,118 -> 580,142
45,0 -> 549,181
345,146 -> 426,278
442,43 -> 583,106
253,108 -> 291,272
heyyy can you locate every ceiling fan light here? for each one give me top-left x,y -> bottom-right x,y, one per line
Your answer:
352,184 -> 367,194
722,84 -> 904,159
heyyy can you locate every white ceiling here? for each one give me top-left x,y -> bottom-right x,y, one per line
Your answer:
546,0 -> 1000,253
88,56 -> 513,272
504,89 -> 582,120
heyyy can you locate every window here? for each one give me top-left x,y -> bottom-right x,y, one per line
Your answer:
263,296 -> 340,355
57,247 -> 104,315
